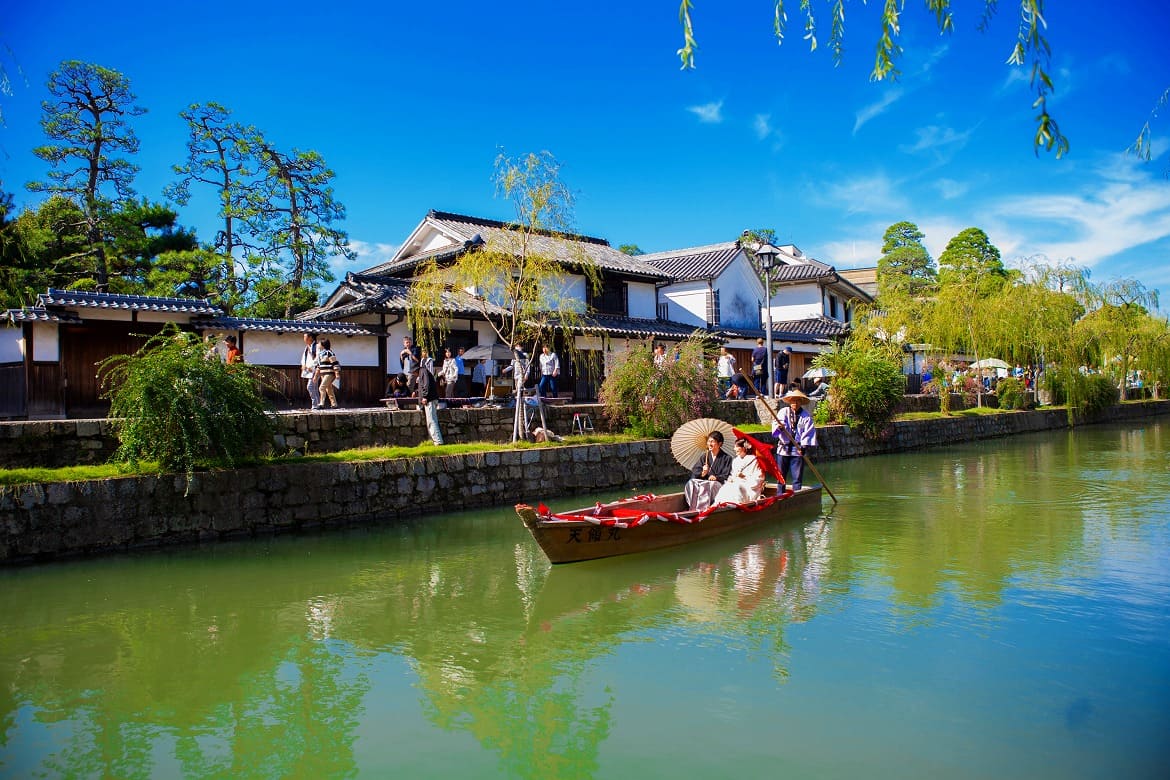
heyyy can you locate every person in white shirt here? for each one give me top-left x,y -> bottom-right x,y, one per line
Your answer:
714,438 -> 766,505
716,346 -> 736,397
441,347 -> 460,398
300,333 -> 320,411
538,345 -> 560,398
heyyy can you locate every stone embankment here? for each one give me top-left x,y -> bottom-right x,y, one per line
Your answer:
1,400 -> 1166,564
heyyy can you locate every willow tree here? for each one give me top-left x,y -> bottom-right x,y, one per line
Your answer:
407,151 -> 601,441
676,0 -> 1068,156
1075,279 -> 1160,401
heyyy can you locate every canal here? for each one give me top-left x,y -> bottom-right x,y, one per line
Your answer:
1,420 -> 1168,778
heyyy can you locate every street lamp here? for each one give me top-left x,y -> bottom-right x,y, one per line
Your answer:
756,243 -> 781,398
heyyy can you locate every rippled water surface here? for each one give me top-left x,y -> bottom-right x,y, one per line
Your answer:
2,421 -> 1169,778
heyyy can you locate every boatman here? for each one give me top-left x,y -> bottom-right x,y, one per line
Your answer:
684,430 -> 733,512
772,388 -> 817,491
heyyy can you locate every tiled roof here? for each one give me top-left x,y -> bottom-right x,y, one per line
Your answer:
299,273 -> 509,322
195,317 -> 382,337
715,315 -> 851,343
1,307 -> 83,325
639,241 -> 742,280
556,313 -> 706,340
369,210 -> 670,280
39,288 -> 222,315
770,263 -> 836,284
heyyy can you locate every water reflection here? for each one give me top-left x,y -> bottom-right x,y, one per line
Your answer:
1,421 -> 1168,777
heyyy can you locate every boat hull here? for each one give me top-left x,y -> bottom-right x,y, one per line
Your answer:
517,485 -> 823,564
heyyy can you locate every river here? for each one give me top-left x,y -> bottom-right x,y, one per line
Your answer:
2,420 -> 1168,778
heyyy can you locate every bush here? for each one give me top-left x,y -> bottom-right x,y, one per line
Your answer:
1042,369 -> 1119,420
995,377 -> 1031,410
100,325 -> 275,481
818,341 -> 906,438
598,335 -> 719,437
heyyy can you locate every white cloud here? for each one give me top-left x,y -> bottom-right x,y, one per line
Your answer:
899,125 -> 974,162
330,239 -> 398,280
934,178 -> 969,200
687,100 -> 725,124
818,173 -> 910,215
853,87 -> 903,134
754,113 -> 772,140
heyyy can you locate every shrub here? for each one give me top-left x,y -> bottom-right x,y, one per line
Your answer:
995,376 -> 1031,410
100,325 -> 275,481
817,341 -> 906,438
1042,369 -> 1119,421
598,334 -> 719,437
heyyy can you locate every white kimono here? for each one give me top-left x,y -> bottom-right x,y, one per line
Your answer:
713,455 -> 765,505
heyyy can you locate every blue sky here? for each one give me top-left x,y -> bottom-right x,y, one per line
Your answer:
4,1 -> 1169,307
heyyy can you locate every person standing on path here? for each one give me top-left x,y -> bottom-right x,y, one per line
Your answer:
538,345 -> 560,398
316,338 -> 341,409
441,347 -> 460,398
301,333 -> 321,411
416,359 -> 444,445
456,347 -> 471,396
750,338 -> 768,397
775,346 -> 791,397
716,346 -> 736,397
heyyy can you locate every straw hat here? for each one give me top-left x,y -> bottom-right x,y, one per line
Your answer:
780,388 -> 811,405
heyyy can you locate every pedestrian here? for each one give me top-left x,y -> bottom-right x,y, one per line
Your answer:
456,347 -> 471,396
399,335 -> 421,374
416,359 -> 444,445
471,359 -> 486,397
772,388 -> 817,491
775,346 -> 791,396
751,338 -> 768,394
316,338 -> 341,409
538,345 -> 560,398
224,335 -> 243,365
301,333 -> 321,411
716,346 -> 736,397
441,347 -> 459,398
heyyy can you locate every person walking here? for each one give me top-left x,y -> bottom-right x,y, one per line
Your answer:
301,333 -> 321,411
538,345 -> 560,398
772,388 -> 817,491
416,359 -> 444,445
316,338 -> 341,409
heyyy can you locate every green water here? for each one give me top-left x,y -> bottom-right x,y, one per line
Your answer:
2,421 -> 1169,779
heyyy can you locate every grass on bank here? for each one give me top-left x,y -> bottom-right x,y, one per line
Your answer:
0,433 -> 639,487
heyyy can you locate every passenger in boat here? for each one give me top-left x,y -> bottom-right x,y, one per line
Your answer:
684,431 -> 733,511
713,438 -> 765,505
773,388 -> 817,491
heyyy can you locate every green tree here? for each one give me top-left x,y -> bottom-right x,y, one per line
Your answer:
676,0 -> 1068,156
618,244 -> 644,255
166,102 -> 260,310
876,221 -> 935,300
244,139 -> 351,318
26,61 -> 146,291
937,227 -> 1006,293
1076,278 -> 1160,400
407,151 -> 601,440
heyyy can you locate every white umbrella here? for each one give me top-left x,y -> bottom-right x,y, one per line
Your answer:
670,418 -> 735,470
970,358 -> 1010,370
802,367 -> 836,379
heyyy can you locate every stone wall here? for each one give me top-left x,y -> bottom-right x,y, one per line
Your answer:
2,400 -> 1166,565
1,441 -> 679,564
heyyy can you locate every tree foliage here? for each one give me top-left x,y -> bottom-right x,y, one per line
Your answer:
812,337 -> 905,438
676,0 -> 1068,156
26,61 -> 146,290
876,221 -> 936,300
598,335 -> 719,437
937,227 -> 1006,293
99,324 -> 274,483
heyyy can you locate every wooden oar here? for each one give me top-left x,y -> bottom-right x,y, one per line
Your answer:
739,370 -> 838,505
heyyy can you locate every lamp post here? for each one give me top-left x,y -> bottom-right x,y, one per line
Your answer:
756,243 -> 780,398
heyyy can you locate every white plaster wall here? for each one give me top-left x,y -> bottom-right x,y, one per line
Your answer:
235,332 -> 381,367
420,230 -> 454,253
32,322 -> 59,362
628,281 -> 657,319
0,327 -> 24,363
769,285 -> 822,321
660,281 -> 708,327
716,256 -> 766,329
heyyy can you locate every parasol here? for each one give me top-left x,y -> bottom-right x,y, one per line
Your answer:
970,357 -> 1011,370
462,343 -> 519,361
732,426 -> 781,483
801,367 -> 836,379
670,418 -> 735,470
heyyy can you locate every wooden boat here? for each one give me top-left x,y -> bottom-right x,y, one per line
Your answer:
516,484 -> 823,564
